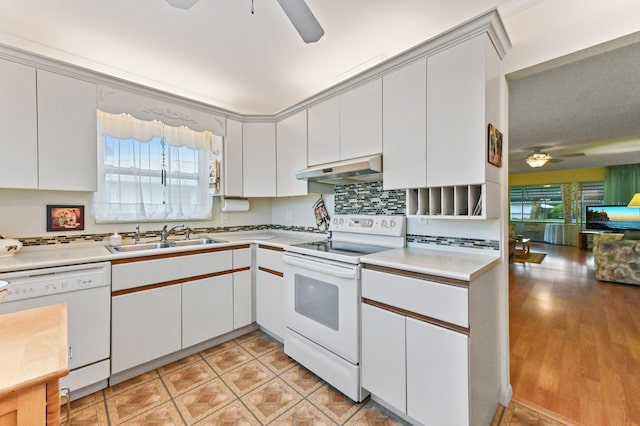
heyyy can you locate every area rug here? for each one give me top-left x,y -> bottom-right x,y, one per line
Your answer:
513,252 -> 546,264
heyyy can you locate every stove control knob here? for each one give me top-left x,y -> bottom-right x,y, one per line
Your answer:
339,218 -> 345,225
390,220 -> 396,228
381,219 -> 388,228
333,218 -> 339,225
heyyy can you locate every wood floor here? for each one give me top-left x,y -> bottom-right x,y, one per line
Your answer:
509,242 -> 640,425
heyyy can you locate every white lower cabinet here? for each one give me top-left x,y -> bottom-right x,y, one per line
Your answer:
182,275 -> 233,348
361,263 -> 505,426
111,247 -> 246,375
362,302 -> 469,426
361,304 -> 406,411
255,245 -> 285,339
112,286 -> 182,374
406,318 -> 469,426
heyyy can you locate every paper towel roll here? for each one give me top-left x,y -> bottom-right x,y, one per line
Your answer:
221,197 -> 250,212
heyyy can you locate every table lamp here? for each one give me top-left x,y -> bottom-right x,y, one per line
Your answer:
628,193 -> 640,207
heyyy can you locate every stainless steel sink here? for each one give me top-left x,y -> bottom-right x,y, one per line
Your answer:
107,238 -> 227,253
172,238 -> 227,246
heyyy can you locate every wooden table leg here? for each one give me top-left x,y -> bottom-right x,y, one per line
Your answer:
46,379 -> 60,426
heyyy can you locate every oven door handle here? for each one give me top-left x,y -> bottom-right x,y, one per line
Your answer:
283,255 -> 357,279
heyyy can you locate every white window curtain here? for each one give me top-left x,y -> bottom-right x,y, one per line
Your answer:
94,110 -> 213,222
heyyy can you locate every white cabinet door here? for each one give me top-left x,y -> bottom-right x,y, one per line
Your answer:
427,35 -> 486,187
406,318 -> 469,426
0,59 -> 38,189
361,304 -> 406,412
37,69 -> 97,191
340,78 -> 382,160
224,118 -> 243,197
243,122 -> 276,197
276,110 -> 308,197
307,97 -> 339,166
182,275 -> 233,348
256,269 -> 284,339
383,59 -> 427,190
111,286 -> 182,374
233,269 -> 252,329
233,247 -> 253,329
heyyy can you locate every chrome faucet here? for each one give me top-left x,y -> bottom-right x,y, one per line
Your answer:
161,224 -> 185,241
134,224 -> 141,244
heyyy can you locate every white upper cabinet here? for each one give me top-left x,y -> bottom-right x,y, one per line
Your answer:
307,97 -> 340,166
276,110 -> 308,197
307,78 -> 382,166
382,59 -> 427,190
339,78 -> 382,161
426,34 -> 501,187
37,70 -> 97,191
224,118 -> 244,197
243,122 -> 276,197
0,59 -> 38,189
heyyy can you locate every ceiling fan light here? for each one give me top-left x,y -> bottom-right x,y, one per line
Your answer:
166,0 -> 199,10
277,0 -> 325,43
525,152 -> 551,168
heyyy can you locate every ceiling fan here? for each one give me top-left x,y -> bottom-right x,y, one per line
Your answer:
515,145 -> 586,168
165,0 -> 324,43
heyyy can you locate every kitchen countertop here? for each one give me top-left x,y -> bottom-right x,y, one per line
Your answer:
361,246 -> 501,281
0,231 -> 500,280
0,230 -> 326,274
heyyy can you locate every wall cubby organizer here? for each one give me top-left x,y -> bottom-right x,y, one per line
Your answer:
406,182 -> 499,219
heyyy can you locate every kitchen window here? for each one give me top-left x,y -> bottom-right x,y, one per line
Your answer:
93,110 -> 213,222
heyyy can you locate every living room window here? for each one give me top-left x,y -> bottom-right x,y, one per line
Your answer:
510,182 -> 604,224
93,111 -> 213,222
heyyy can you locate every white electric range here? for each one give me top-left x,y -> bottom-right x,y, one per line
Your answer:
282,214 -> 406,402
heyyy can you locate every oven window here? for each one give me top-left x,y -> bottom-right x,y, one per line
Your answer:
294,274 -> 339,331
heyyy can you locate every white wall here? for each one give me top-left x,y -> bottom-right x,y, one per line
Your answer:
0,189 -> 272,239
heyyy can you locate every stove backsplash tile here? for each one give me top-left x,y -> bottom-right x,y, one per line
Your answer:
333,181 -> 499,251
334,181 -> 405,215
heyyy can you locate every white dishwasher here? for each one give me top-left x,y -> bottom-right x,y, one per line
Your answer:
0,262 -> 111,400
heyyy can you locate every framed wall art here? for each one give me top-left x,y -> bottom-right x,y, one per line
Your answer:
488,123 -> 503,167
46,205 -> 85,232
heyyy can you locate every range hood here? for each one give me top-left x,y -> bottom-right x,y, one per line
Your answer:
295,154 -> 382,185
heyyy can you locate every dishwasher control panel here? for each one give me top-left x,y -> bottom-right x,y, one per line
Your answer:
0,262 -> 110,302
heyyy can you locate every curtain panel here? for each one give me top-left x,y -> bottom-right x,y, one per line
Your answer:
93,110 -> 213,222
604,164 -> 640,204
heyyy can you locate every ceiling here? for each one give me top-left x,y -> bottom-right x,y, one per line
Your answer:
1,0 -> 640,174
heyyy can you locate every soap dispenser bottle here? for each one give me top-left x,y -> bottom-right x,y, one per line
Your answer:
109,230 -> 122,246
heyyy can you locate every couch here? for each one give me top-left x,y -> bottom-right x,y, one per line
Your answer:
593,232 -> 640,285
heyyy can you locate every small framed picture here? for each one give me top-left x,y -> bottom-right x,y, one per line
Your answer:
488,123 -> 503,167
46,205 -> 85,232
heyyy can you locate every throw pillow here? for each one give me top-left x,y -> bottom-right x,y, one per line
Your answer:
622,230 -> 640,240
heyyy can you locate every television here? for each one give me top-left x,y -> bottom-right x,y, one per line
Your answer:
585,205 -> 640,232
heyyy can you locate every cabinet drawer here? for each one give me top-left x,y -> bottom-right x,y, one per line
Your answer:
112,251 -> 232,291
362,269 -> 468,328
256,246 -> 284,271
233,247 -> 251,268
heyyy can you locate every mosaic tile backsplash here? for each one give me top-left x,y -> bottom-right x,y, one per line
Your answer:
18,181 -> 498,251
334,181 -> 405,215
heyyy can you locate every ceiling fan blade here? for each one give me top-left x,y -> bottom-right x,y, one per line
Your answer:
166,0 -> 199,10
277,0 -> 324,43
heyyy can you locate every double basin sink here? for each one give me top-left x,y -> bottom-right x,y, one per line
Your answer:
107,238 -> 227,254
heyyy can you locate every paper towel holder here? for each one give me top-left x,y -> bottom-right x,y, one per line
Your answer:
220,196 -> 250,212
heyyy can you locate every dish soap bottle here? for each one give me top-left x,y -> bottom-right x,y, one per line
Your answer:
109,230 -> 122,246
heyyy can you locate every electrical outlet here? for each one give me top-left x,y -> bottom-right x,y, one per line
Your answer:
221,212 -> 229,224
286,210 -> 293,221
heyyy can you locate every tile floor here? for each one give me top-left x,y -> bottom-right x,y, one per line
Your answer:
62,329 -> 564,425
